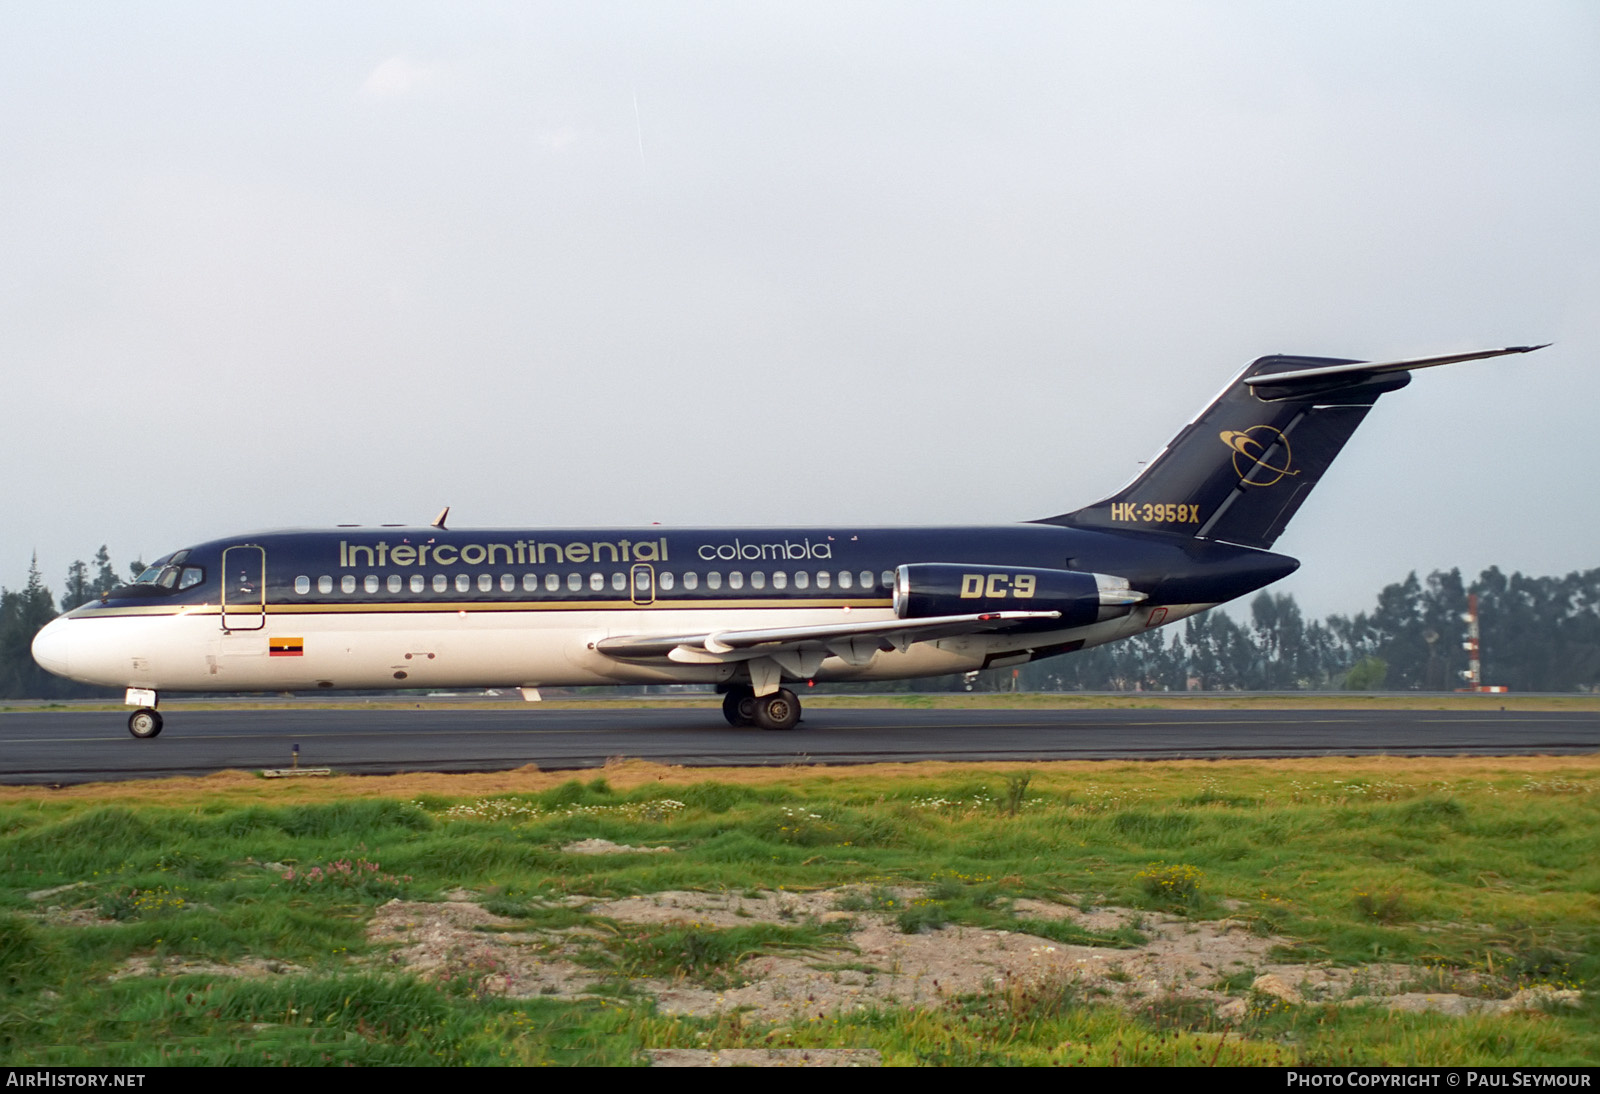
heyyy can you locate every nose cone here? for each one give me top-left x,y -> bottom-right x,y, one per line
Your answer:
31,617 -> 71,678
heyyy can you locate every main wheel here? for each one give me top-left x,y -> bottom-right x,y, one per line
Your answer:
753,688 -> 801,731
128,708 -> 163,739
721,687 -> 757,727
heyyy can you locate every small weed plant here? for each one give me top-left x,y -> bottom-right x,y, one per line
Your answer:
1136,862 -> 1204,908
1352,886 -> 1409,924
280,858 -> 411,897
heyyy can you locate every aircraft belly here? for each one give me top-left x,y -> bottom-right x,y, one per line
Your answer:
205,608 -> 858,690
51,598 -> 1221,694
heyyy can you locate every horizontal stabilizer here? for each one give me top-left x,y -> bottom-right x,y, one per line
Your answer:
1246,344 -> 1547,389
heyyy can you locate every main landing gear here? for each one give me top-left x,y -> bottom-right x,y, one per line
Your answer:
128,708 -> 164,739
721,685 -> 801,731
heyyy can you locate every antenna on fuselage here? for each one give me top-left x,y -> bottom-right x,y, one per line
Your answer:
431,506 -> 450,530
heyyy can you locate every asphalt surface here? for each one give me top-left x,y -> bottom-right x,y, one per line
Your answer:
0,706 -> 1596,784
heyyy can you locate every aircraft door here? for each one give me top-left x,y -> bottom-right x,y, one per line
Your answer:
630,564 -> 655,606
221,545 -> 266,631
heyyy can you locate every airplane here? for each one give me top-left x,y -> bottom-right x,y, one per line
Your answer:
31,345 -> 1545,739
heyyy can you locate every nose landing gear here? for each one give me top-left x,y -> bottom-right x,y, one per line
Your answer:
720,686 -> 801,731
128,708 -> 163,739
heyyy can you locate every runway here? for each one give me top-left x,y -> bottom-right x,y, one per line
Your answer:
1,705 -> 1596,784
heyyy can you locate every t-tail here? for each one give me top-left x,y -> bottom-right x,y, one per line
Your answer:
1041,345 -> 1546,550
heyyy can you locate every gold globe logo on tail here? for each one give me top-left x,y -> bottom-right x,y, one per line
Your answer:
1219,425 -> 1298,487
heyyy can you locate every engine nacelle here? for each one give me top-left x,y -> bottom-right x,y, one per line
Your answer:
894,564 -> 1145,626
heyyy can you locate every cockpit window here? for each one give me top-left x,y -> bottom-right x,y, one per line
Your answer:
132,554 -> 175,585
130,551 -> 202,594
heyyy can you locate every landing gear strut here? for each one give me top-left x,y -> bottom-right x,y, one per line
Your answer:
722,685 -> 801,731
128,708 -> 163,739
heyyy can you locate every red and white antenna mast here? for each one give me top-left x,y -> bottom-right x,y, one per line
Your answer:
1457,593 -> 1508,693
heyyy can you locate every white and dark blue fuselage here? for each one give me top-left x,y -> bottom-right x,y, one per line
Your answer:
30,345 -> 1542,736
33,523 -> 1290,693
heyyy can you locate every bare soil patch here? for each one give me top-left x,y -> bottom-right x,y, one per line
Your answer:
361,885 -> 1520,1026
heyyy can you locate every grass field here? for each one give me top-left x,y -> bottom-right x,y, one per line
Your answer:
1,755 -> 1595,1066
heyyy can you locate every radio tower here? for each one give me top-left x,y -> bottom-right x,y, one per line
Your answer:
1457,593 -> 1509,693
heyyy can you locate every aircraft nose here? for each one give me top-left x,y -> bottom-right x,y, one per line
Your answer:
31,617 -> 71,677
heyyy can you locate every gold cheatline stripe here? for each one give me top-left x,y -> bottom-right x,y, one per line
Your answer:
262,597 -> 895,614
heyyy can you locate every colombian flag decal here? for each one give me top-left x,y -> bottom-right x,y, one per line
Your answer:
269,637 -> 304,657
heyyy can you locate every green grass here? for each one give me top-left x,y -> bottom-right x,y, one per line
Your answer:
0,757 -> 1594,1065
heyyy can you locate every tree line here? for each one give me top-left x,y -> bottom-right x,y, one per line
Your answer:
984,565 -> 1600,694
0,549 -> 142,699
2,548 -> 1596,699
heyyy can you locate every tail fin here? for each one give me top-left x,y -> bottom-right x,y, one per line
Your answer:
1042,345 -> 1545,550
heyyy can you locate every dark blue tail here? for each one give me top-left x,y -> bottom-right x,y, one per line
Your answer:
1040,346 -> 1544,550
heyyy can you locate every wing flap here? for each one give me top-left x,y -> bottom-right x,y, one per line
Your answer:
597,610 -> 1061,664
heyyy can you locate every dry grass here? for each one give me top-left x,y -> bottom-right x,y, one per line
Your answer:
0,753 -> 1593,807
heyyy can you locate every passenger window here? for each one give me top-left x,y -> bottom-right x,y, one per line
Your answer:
612,572 -> 626,591
683,572 -> 698,590
411,575 -> 425,593
838,571 -> 853,589
388,575 -> 402,593
546,573 -> 560,592
589,573 -> 604,591
815,571 -> 830,590
660,572 -> 675,591
794,571 -> 809,590
567,573 -> 582,592
707,572 -> 722,590
478,574 -> 493,592
523,574 -> 537,591
341,575 -> 356,594
729,572 -> 744,590
751,571 -> 765,589
882,570 -> 896,589
859,571 -> 873,589
318,576 -> 333,594
773,571 -> 787,590
456,574 -> 470,593
295,575 -> 310,595
433,574 -> 448,593
501,574 -> 515,592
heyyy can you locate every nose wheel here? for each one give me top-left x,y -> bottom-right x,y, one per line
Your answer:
721,686 -> 802,730
128,708 -> 163,739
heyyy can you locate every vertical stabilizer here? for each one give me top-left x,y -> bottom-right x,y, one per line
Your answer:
1040,346 -> 1544,550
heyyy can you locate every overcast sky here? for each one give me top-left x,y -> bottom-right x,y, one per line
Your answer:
3,1 -> 1597,621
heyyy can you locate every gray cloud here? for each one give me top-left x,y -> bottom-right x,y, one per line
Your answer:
2,2 -> 1595,621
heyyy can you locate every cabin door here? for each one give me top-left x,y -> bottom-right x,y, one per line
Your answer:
221,545 -> 266,631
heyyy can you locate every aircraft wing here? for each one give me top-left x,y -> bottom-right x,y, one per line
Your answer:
596,610 -> 1060,684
